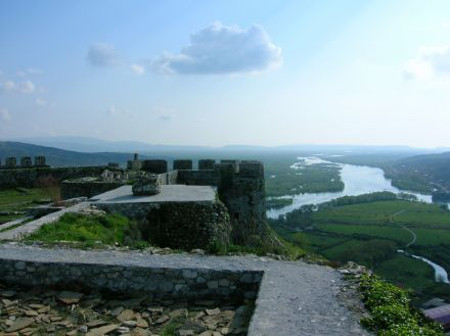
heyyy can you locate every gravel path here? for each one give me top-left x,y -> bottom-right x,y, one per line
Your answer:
0,244 -> 370,335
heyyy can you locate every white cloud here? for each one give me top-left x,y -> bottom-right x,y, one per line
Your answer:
87,43 -> 120,67
36,98 -> 47,106
17,80 -> 35,93
1,80 -> 15,93
131,64 -> 145,75
0,79 -> 35,94
404,45 -> 450,80
152,22 -> 282,75
0,108 -> 11,121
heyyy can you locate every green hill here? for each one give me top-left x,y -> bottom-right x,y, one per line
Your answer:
383,152 -> 450,193
0,141 -> 137,167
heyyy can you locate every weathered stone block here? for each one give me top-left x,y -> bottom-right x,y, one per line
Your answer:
132,174 -> 161,196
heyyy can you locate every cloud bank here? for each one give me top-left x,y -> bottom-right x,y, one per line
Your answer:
87,43 -> 120,67
153,22 -> 282,75
404,45 -> 450,80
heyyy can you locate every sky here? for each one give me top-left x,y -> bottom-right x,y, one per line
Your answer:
1,0 -> 450,147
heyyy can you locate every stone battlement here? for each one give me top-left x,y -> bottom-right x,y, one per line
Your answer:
0,155 -> 48,169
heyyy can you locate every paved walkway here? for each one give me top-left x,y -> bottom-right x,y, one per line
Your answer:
0,244 -> 370,336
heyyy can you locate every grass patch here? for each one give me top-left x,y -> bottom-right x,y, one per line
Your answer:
359,273 -> 443,335
25,212 -> 147,248
374,255 -> 436,292
0,188 -> 51,223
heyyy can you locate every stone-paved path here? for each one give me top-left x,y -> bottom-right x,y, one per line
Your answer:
0,244 -> 370,336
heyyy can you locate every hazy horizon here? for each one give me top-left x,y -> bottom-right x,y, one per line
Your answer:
2,1 -> 450,148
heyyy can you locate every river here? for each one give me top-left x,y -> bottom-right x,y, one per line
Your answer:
267,157 -> 432,219
267,156 -> 449,284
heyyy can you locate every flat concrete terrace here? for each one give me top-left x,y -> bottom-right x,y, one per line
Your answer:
91,185 -> 216,204
0,244 -> 370,336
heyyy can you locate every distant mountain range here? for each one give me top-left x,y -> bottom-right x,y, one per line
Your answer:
0,141 -> 138,167
2,138 -> 450,177
8,136 -> 450,154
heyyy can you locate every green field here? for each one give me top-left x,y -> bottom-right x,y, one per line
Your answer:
271,197 -> 450,304
0,188 -> 50,224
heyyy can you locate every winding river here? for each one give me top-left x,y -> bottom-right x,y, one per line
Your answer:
267,156 -> 449,284
267,157 -> 432,219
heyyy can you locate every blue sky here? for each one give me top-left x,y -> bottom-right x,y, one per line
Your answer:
1,0 -> 450,147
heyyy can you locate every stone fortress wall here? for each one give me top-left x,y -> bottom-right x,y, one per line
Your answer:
135,157 -> 267,244
0,252 -> 262,303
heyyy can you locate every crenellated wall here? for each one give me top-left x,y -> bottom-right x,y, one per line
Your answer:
0,166 -> 106,189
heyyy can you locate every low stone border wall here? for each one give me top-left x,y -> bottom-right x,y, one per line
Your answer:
0,258 -> 262,303
0,244 -> 370,336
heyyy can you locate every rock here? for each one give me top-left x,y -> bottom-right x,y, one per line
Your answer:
86,324 -> 119,336
198,332 -> 213,336
148,306 -> 163,314
131,327 -> 151,336
37,306 -> 50,313
116,309 -> 135,322
2,299 -> 14,307
132,174 -> 160,196
111,306 -> 124,316
154,315 -> 169,324
221,327 -> 232,335
179,330 -> 194,336
79,325 -> 88,333
66,330 -> 78,336
87,319 -> 107,327
190,249 -> 205,255
122,320 -> 138,328
6,318 -> 34,332
57,291 -> 83,304
24,310 -> 38,317
169,308 -> 188,318
117,326 -> 130,333
205,308 -> 220,316
136,315 -> 149,328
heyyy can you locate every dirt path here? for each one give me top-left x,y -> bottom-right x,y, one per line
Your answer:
389,209 -> 417,247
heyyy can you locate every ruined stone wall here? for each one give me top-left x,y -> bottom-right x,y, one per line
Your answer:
0,259 -> 262,302
174,160 -> 267,244
60,181 -> 125,200
217,161 -> 267,244
96,200 -> 231,251
0,166 -> 106,189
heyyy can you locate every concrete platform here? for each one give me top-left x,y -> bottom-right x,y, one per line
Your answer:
91,185 -> 216,204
